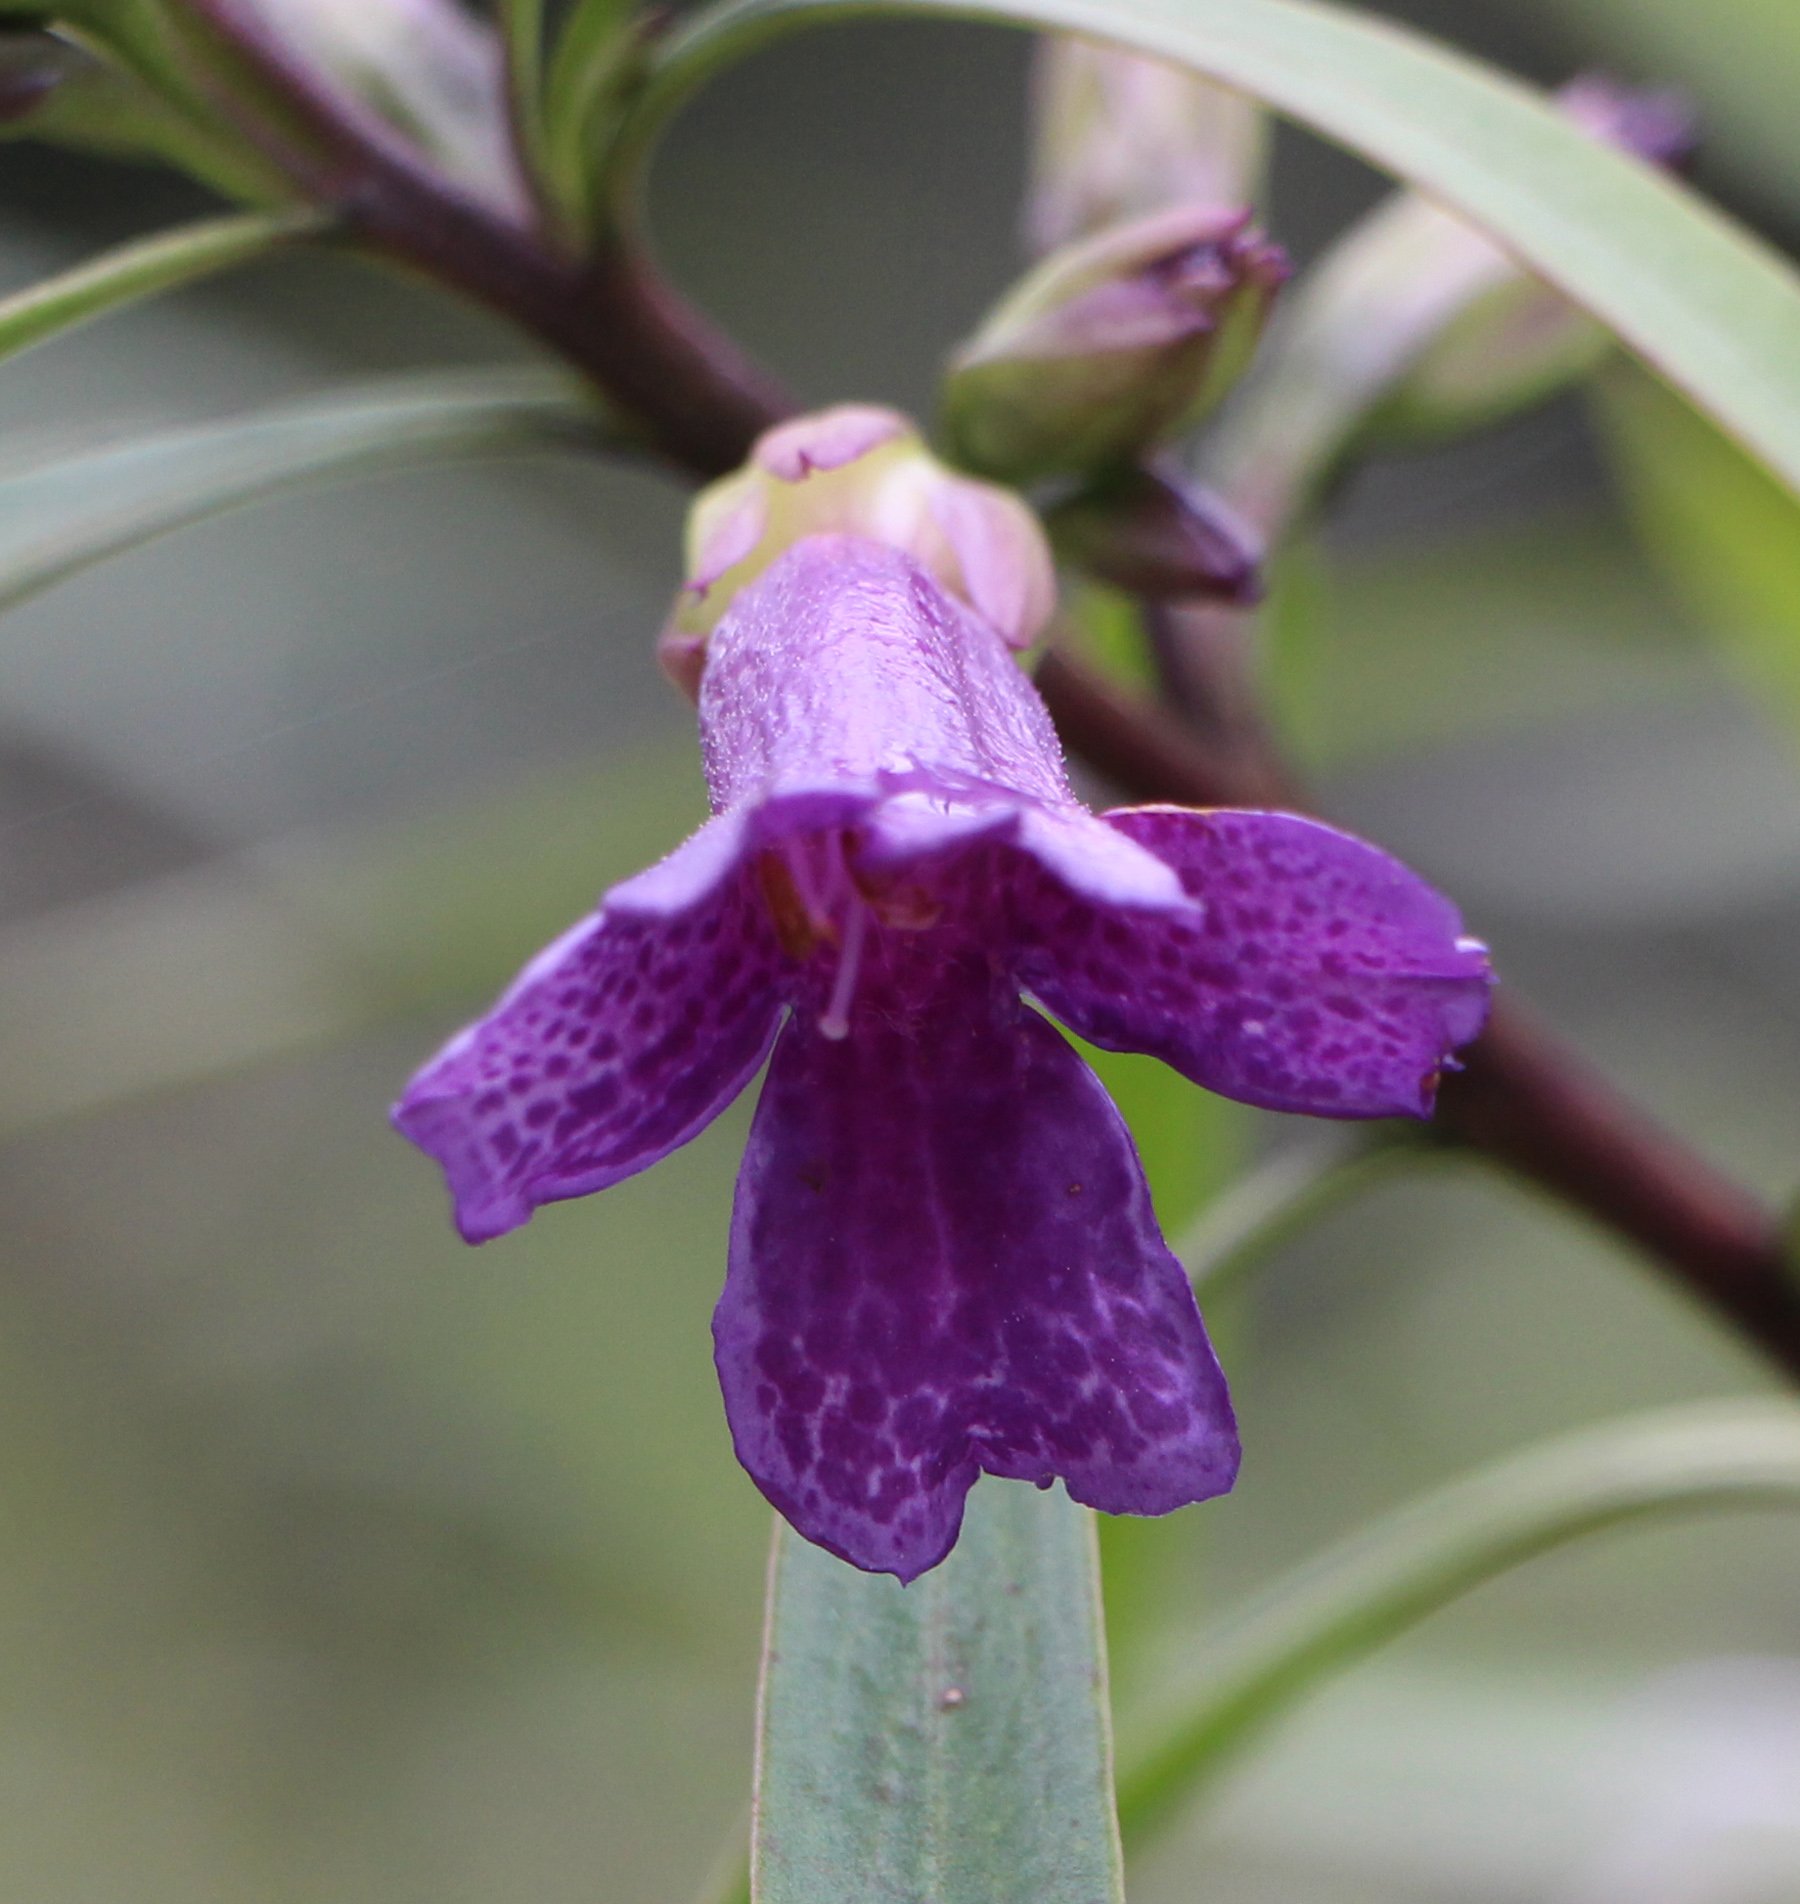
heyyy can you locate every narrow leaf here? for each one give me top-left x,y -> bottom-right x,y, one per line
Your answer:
544,0 -> 640,230
627,0 -> 1800,498
1176,1130 -> 1426,1301
755,1482 -> 1125,1904
1116,1400 -> 1800,1846
1592,363 -> 1800,734
0,208 -> 324,368
499,0 -> 548,181
0,369 -> 623,615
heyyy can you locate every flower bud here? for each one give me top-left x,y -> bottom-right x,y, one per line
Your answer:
943,206 -> 1288,485
1044,463 -> 1263,604
660,404 -> 1056,698
1026,36 -> 1268,253
1289,75 -> 1696,453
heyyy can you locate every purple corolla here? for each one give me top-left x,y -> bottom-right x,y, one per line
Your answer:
395,532 -> 1490,1580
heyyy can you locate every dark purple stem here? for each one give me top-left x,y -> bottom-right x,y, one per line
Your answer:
172,0 -> 784,475
1038,650 -> 1800,1380
183,8 -> 1800,1379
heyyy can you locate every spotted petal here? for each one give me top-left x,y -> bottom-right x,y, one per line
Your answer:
714,950 -> 1237,1581
393,844 -> 786,1242
1013,806 -> 1492,1118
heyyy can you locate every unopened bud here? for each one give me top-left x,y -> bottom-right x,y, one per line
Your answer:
660,404 -> 1056,698
1027,36 -> 1268,252
1290,75 -> 1697,453
1558,73 -> 1695,170
944,206 -> 1288,484
1045,463 -> 1263,604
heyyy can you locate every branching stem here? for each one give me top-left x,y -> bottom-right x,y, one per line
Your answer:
184,8 -> 1800,1378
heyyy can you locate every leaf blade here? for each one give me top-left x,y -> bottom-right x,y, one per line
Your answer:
0,208 -> 324,367
1116,1399 -> 1800,1845
1591,363 -> 1800,734
499,0 -> 549,185
754,1483 -> 1125,1904
544,0 -> 641,230
0,369 -> 623,615
629,0 -> 1800,496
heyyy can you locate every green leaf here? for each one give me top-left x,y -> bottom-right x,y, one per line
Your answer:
1513,0 -> 1800,208
498,0 -> 551,199
1115,1399 -> 1800,1847
500,0 -> 546,111
0,209 -> 323,368
0,22 -> 286,199
1174,1129 -> 1424,1303
754,1483 -> 1125,1904
1591,362 -> 1800,735
624,0 -> 1800,499
0,369 -> 624,616
543,0 -> 641,233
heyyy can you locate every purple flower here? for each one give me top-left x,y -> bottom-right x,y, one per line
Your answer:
394,533 -> 1490,1580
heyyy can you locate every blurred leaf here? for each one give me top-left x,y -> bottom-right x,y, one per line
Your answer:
0,208 -> 324,365
0,369 -> 625,617
636,0 -> 1800,498
0,22 -> 284,197
1116,1399 -> 1800,1847
544,0 -> 641,232
1260,535 -> 1328,759
1175,1129 -> 1423,1303
1062,579 -> 1157,695
1083,1056 -> 1247,1690
500,0 -> 546,108
1591,362 -> 1800,734
1511,0 -> 1800,211
0,747 -> 704,1139
754,1484 -> 1125,1904
1078,1043 -> 1245,1239
1305,511 -> 1711,767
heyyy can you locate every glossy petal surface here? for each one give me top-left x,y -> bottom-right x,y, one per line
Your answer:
715,940 -> 1238,1581
1013,806 -> 1491,1117
699,535 -> 1072,812
394,862 -> 785,1241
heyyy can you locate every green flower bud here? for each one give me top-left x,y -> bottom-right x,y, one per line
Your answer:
661,404 -> 1055,698
943,205 -> 1288,484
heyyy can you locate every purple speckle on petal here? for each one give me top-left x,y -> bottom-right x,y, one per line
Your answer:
394,532 -> 1492,1576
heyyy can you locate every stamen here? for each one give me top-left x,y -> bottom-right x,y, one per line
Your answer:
787,834 -> 832,925
818,897 -> 868,1041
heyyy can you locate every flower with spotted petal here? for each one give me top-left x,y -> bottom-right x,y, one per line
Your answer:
394,533 -> 1491,1580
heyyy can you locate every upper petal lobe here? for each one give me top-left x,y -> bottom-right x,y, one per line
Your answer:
1011,806 -> 1492,1118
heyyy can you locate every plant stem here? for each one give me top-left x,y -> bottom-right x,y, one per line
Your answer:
168,0 -> 786,475
1038,647 -> 1800,1380
175,2 -> 1800,1380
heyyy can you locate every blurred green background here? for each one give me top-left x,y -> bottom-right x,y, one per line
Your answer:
2,1 -> 1799,1899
